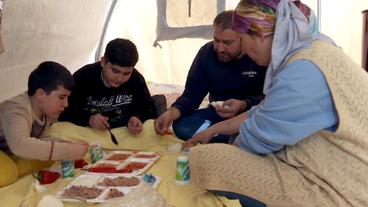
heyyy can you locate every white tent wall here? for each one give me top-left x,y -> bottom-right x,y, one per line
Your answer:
319,0 -> 368,66
0,0 -> 367,102
97,0 -> 207,87
95,0 -> 368,87
97,0 -> 241,88
0,0 -> 111,101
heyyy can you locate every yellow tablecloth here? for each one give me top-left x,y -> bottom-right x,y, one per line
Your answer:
0,120 -> 241,207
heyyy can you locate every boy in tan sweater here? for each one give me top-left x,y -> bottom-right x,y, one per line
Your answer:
0,61 -> 88,186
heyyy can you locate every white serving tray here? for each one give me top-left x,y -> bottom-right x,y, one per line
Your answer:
56,173 -> 161,203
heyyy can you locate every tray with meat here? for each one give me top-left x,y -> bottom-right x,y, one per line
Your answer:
88,160 -> 125,173
131,151 -> 161,160
114,158 -> 153,174
104,151 -> 134,161
87,151 -> 161,175
56,173 -> 161,203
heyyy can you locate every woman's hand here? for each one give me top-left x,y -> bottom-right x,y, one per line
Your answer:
183,112 -> 248,149
183,127 -> 217,148
128,116 -> 143,135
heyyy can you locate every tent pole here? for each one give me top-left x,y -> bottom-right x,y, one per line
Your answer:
95,0 -> 118,61
317,0 -> 321,31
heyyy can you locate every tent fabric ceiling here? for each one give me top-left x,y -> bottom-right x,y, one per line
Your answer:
94,0 -> 229,92
154,0 -> 225,47
0,32 -> 3,54
0,0 -> 111,101
0,0 -> 231,102
167,0 -> 219,27
0,0 -> 367,103
0,1 -> 3,54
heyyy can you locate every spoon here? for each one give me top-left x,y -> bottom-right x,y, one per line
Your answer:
107,128 -> 119,145
102,121 -> 118,145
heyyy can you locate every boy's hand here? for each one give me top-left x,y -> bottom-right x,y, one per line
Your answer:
69,143 -> 88,160
89,114 -> 110,130
128,116 -> 143,135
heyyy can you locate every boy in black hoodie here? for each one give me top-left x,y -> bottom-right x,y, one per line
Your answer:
60,38 -> 156,135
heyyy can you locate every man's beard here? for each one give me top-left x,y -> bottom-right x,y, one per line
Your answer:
216,52 -> 232,62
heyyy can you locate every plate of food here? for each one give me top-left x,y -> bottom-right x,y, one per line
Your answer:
104,151 -> 134,161
115,158 -> 153,174
88,150 -> 161,175
88,160 -> 124,173
132,151 -> 161,160
56,173 -> 160,203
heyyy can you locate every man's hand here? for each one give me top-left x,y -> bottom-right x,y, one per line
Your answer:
215,99 -> 247,118
89,114 -> 110,130
154,107 -> 181,135
128,116 -> 143,135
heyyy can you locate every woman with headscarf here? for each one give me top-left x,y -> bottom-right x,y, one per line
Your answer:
186,0 -> 368,206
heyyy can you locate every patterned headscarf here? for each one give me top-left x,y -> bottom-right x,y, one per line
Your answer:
232,0 -> 333,93
232,0 -> 280,38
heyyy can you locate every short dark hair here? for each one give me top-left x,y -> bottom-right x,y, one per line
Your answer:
213,10 -> 234,31
104,38 -> 139,67
27,61 -> 75,96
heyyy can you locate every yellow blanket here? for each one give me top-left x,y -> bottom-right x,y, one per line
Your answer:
0,120 -> 241,207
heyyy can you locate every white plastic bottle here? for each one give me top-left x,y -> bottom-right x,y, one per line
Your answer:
175,155 -> 190,185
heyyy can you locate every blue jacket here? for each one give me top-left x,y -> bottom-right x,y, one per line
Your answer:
234,60 -> 338,154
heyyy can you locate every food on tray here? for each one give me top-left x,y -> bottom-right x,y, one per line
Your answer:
210,101 -> 223,107
106,188 -> 125,199
87,151 -> 159,174
106,153 -> 131,161
117,162 -> 148,173
133,153 -> 158,159
88,163 -> 117,173
56,173 -> 161,203
62,185 -> 103,199
98,176 -> 140,187
210,101 -> 229,109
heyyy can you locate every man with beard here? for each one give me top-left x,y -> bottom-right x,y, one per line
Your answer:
154,10 -> 267,143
